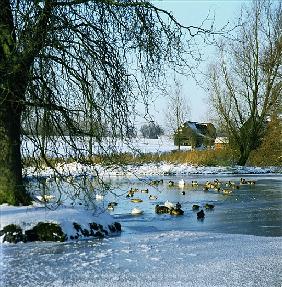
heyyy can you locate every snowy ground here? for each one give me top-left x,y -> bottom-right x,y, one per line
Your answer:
22,136 -> 190,158
2,137 -> 281,286
1,231 -> 281,287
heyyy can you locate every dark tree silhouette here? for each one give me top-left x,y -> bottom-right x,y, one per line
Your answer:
0,0 -> 214,205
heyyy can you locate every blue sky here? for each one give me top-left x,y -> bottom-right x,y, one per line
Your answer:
141,0 -> 250,129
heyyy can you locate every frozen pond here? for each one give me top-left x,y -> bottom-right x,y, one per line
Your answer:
1,230 -> 281,287
1,174 -> 282,287
106,174 -> 282,237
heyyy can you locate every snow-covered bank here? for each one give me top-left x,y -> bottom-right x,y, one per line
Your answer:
24,161 -> 282,179
111,163 -> 282,176
0,204 -> 120,243
22,135 -> 281,178
1,230 -> 281,287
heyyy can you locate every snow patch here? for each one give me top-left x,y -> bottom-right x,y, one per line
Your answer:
0,204 -> 115,242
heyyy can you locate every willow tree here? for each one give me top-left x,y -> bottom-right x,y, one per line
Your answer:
0,0 -> 213,205
209,0 -> 281,166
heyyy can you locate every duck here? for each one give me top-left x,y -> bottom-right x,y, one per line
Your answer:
168,181 -> 175,187
96,194 -> 104,200
205,181 -> 216,189
164,200 -> 175,209
150,179 -> 163,186
155,204 -> 170,214
197,209 -> 205,219
131,208 -> 144,215
181,191 -> 185,195
170,207 -> 184,216
192,204 -> 200,211
205,203 -> 215,210
130,198 -> 143,203
109,201 -> 118,206
149,195 -> 158,200
247,180 -> 256,185
141,189 -> 149,193
215,179 -> 221,184
108,202 -> 118,210
240,178 -> 247,184
226,181 -> 240,189
226,181 -> 235,187
222,189 -> 232,195
107,205 -> 114,211
191,180 -> 199,186
126,189 -> 135,198
178,179 -> 185,187
175,202 -> 182,209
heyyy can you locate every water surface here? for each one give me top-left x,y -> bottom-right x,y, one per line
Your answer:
106,174 -> 282,237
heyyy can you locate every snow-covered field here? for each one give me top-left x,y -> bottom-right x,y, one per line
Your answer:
22,136 -> 190,158
1,230 -> 281,287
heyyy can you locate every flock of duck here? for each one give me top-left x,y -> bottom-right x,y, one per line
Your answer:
107,177 -> 256,220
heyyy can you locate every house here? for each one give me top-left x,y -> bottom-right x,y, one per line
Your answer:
214,137 -> 229,150
174,121 -> 216,148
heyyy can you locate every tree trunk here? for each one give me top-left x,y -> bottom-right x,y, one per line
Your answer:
0,98 -> 31,205
0,1 -> 32,205
237,147 -> 251,166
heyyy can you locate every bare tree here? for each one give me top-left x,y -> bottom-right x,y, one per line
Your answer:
165,80 -> 191,150
0,0 -> 214,205
208,0 -> 281,165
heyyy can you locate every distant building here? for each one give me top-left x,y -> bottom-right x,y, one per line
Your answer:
215,137 -> 229,150
174,121 -> 216,148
